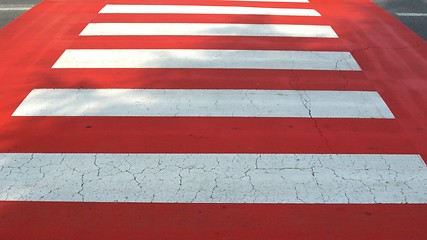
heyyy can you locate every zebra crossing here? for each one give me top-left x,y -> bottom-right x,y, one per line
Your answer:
51,49 -> 361,70
1,0 -> 426,204
13,89 -> 393,118
79,23 -> 339,37
99,4 -> 321,16
1,153 -> 425,203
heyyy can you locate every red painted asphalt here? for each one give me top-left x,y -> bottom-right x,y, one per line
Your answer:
0,0 -> 426,239
1,202 -> 427,240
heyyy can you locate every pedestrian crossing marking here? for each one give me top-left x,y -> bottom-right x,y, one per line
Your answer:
80,23 -> 338,38
2,1 -> 426,207
99,4 -> 321,16
13,89 -> 393,118
52,49 -> 361,70
1,153 -> 425,203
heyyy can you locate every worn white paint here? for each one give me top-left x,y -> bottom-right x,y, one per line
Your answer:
396,13 -> 427,17
80,23 -> 338,38
52,49 -> 361,71
99,5 -> 320,16
13,89 -> 394,118
0,153 -> 425,203
0,5 -> 32,11
0,7 -> 32,11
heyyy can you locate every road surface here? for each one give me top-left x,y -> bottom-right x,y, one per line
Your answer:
0,0 -> 426,239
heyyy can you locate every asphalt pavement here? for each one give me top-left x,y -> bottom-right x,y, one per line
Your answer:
373,0 -> 427,40
1,0 -> 426,38
0,0 -> 42,29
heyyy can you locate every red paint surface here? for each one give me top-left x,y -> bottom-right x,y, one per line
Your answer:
0,0 -> 426,239
0,117 -> 413,153
0,201 -> 427,240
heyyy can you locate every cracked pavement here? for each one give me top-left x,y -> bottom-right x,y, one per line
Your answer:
1,153 -> 426,203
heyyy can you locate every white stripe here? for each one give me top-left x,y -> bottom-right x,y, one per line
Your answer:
52,49 -> 361,71
0,5 -> 33,11
99,4 -> 320,16
1,153 -> 425,203
80,23 -> 338,38
396,13 -> 427,17
13,89 -> 394,118
0,7 -> 32,11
